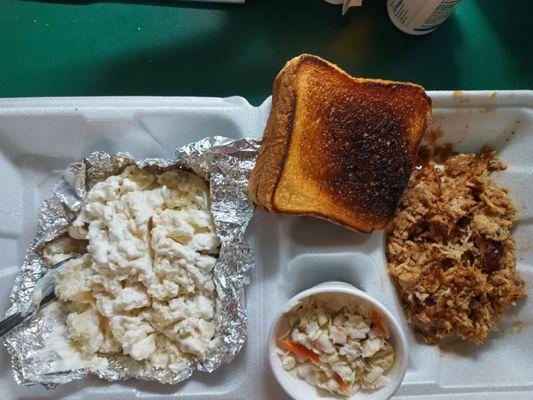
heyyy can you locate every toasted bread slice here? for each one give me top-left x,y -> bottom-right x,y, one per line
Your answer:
248,54 -> 432,232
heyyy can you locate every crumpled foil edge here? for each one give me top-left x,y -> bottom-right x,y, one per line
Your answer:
2,136 -> 260,387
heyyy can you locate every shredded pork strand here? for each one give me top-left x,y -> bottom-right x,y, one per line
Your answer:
386,147 -> 526,345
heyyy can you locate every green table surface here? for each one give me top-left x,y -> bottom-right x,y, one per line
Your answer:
1,0 -> 532,106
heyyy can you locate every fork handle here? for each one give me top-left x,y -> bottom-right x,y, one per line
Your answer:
0,291 -> 56,337
0,312 -> 25,337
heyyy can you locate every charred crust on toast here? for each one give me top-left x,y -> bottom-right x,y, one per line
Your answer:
296,54 -> 430,98
295,92 -> 428,226
296,54 -> 331,69
248,57 -> 300,210
249,54 -> 431,231
293,56 -> 429,227
314,117 -> 417,223
271,93 -> 298,212
299,113 -> 418,224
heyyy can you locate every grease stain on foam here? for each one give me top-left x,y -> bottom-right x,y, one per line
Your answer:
516,241 -> 533,253
479,106 -> 495,114
418,127 -> 455,167
453,90 -> 470,104
437,339 -> 477,358
423,127 -> 444,146
510,320 -> 525,334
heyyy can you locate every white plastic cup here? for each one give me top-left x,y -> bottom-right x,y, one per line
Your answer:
387,0 -> 462,35
268,281 -> 408,400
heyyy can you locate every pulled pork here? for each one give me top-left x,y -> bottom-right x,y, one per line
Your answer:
386,147 -> 525,345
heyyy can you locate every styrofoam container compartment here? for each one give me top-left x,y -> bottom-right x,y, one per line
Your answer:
0,91 -> 532,399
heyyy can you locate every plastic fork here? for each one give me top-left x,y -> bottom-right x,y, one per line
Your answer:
0,254 -> 83,337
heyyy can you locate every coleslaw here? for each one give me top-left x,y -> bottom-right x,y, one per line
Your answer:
276,294 -> 394,396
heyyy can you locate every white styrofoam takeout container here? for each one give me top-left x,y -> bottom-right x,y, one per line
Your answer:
0,91 -> 532,400
268,281 -> 408,400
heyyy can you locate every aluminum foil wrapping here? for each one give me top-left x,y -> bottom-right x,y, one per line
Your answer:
3,136 -> 260,387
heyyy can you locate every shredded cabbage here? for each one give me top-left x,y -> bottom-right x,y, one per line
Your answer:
277,295 -> 394,397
